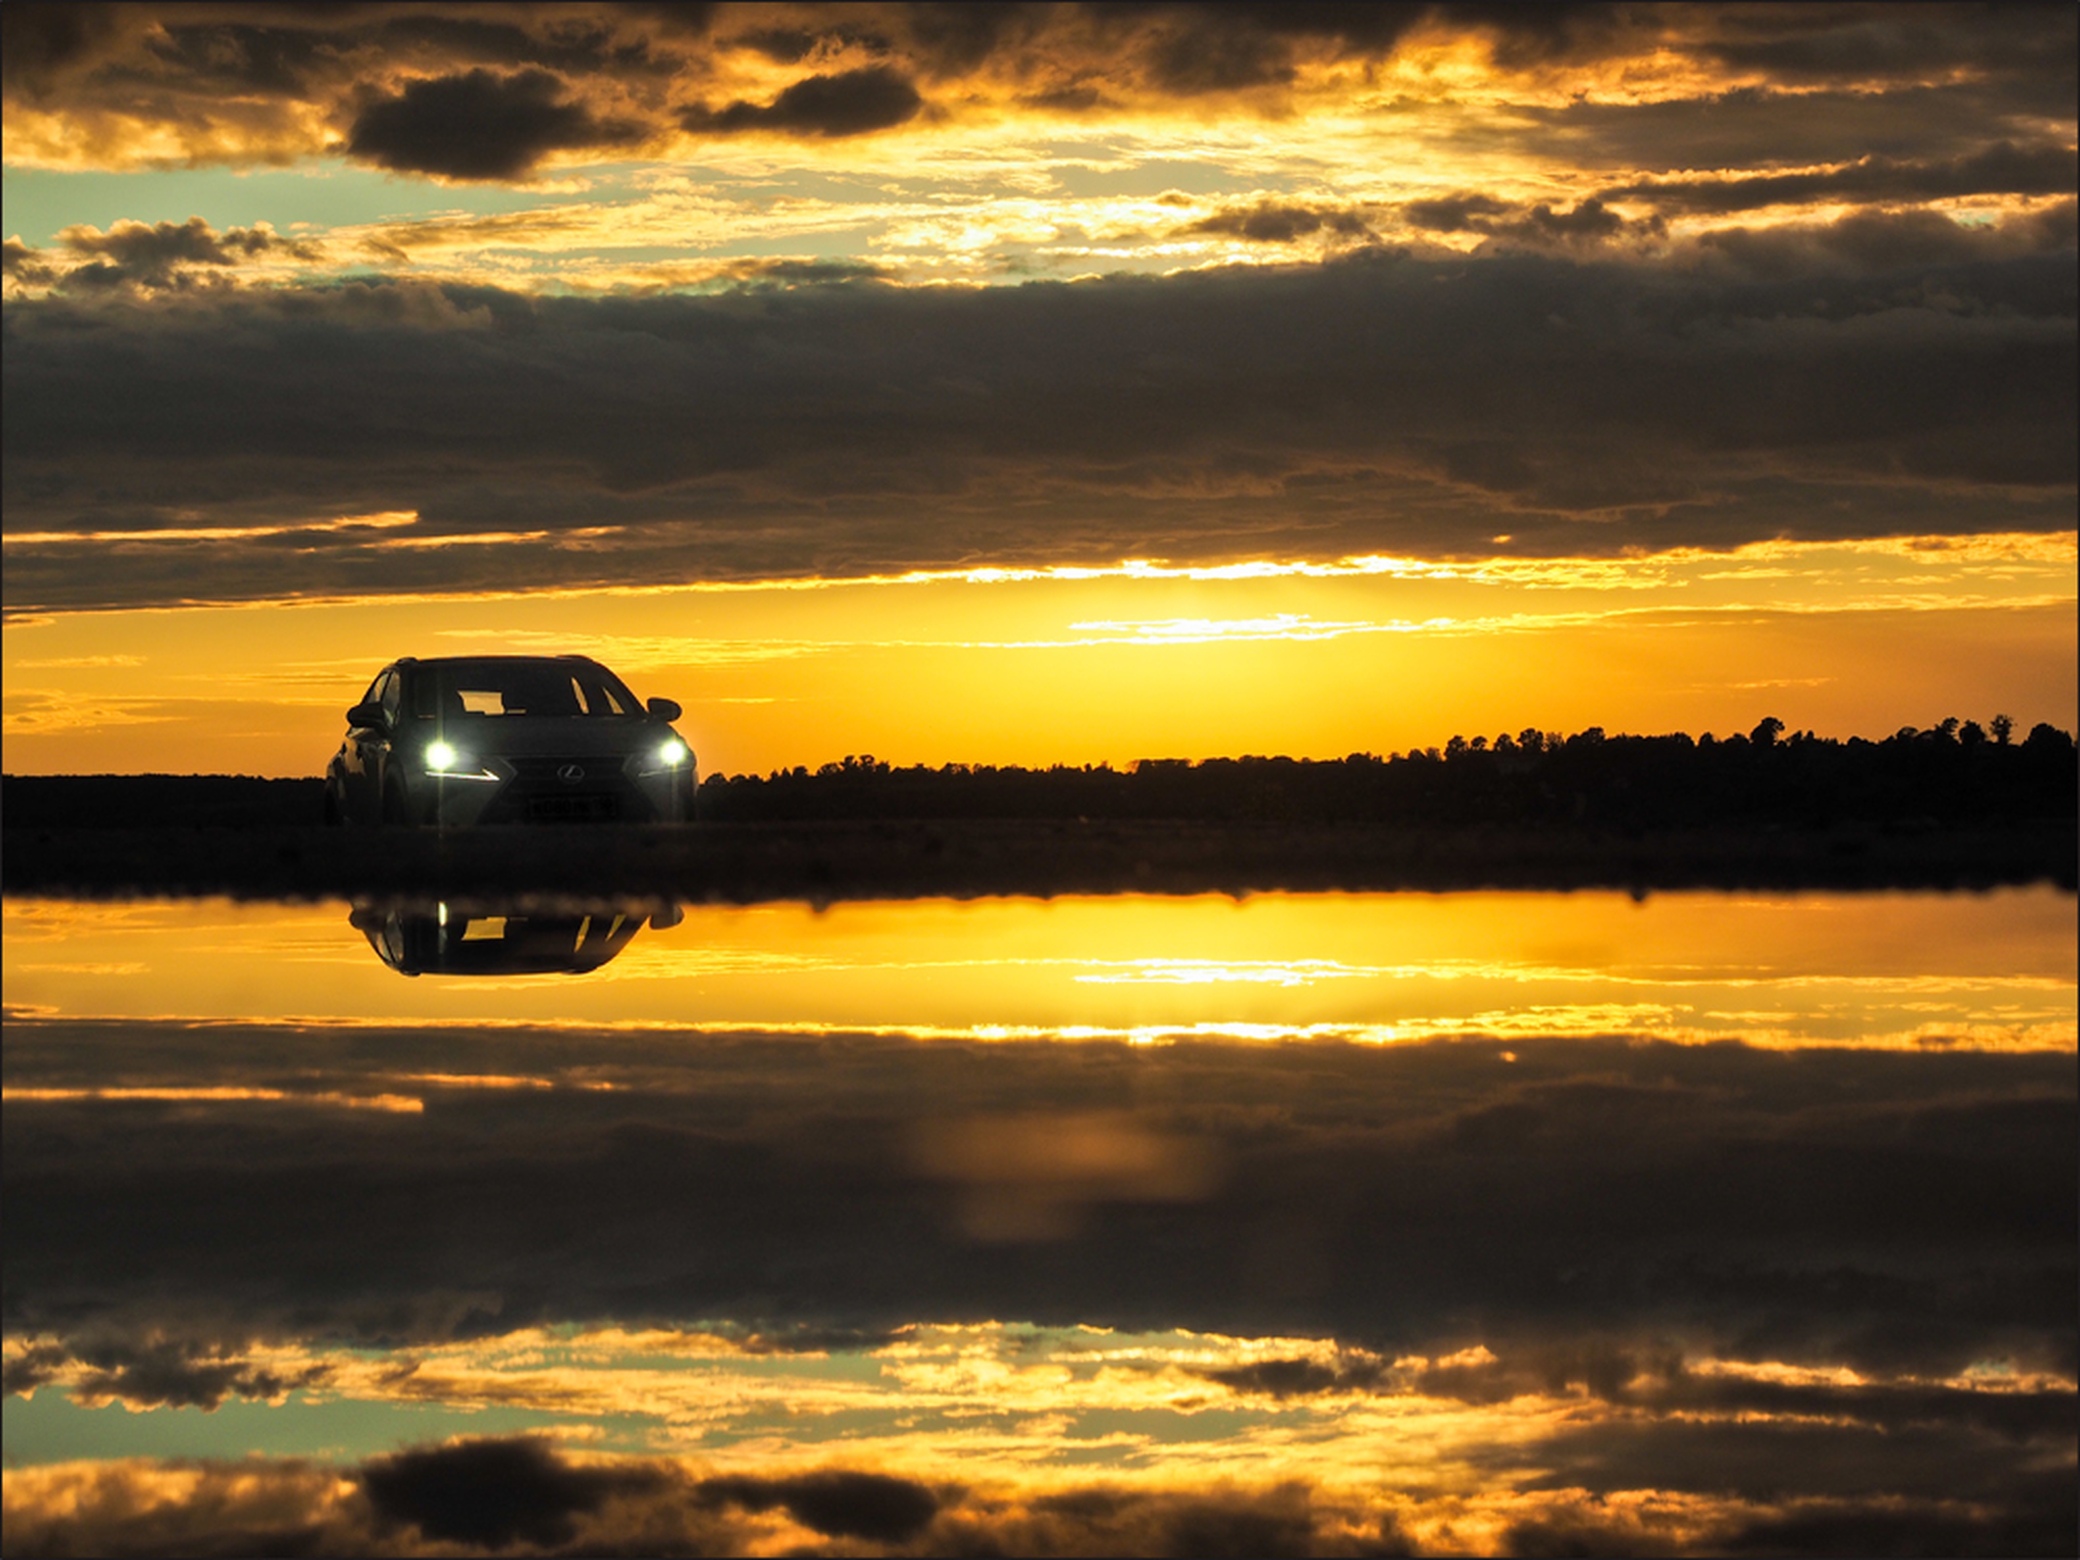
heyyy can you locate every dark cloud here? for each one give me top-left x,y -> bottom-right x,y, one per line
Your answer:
1513,81 -> 2080,177
1504,1508 -> 1676,1559
60,216 -> 272,265
136,20 -> 339,98
682,65 -> 923,138
697,1471 -> 939,1542
1403,1338 -> 2078,1440
347,68 -> 644,181
1189,202 -> 1374,243
1203,1352 -> 1387,1396
6,4 -> 2073,178
361,1437 -> 664,1549
1400,192 -> 1666,249
5,232 -> 2070,610
61,1336 -> 326,1409
1695,203 -> 2079,279
0,3 -> 139,95
5,1444 -> 2071,1558
2,237 -> 56,287
0,1341 -> 65,1395
1718,1471 -> 2079,1558
1400,192 -> 1516,232
1698,4 -> 2079,86
1606,141 -> 2080,216
45,216 -> 314,291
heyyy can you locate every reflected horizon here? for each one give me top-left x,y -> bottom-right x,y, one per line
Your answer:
5,888 -> 2072,1053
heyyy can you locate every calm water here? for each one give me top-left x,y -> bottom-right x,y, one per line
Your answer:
4,890 -> 2075,1556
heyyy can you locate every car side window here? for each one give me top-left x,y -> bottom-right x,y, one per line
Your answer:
378,670 -> 403,725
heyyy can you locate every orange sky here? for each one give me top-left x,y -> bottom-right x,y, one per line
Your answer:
4,536 -> 2072,776
3,3 -> 2073,770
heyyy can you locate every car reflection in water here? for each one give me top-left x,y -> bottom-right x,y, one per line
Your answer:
350,902 -> 678,977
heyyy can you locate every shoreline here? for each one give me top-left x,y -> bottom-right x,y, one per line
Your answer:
4,819 -> 2072,903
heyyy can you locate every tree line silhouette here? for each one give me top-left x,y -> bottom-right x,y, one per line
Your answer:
698,717 -> 2077,829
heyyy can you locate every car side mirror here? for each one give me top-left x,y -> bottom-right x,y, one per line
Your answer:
348,701 -> 387,728
646,696 -> 683,723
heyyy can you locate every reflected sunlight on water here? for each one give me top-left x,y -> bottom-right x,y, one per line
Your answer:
3,889 -> 2073,1050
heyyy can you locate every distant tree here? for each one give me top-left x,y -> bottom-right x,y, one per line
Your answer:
1960,720 -> 1986,748
1518,728 -> 1543,753
1446,735 -> 1469,758
1750,716 -> 1785,748
1991,714 -> 2015,745
1494,732 -> 1517,752
1935,718 -> 1960,743
1469,735 -> 1487,751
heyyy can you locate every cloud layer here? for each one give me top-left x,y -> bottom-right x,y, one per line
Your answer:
5,230 -> 2072,611
4,5 -> 2073,180
3,3 -> 2072,610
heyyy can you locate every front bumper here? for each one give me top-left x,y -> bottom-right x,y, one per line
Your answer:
401,752 -> 693,826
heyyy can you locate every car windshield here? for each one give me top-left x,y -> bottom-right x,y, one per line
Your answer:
414,660 -> 640,720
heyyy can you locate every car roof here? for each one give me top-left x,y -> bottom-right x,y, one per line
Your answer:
395,655 -> 606,669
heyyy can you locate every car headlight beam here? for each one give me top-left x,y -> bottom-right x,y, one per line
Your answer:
636,735 -> 691,778
422,741 -> 499,781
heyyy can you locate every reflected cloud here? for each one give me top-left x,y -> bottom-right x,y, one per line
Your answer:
4,925 -> 2074,1553
911,1113 -> 1220,1241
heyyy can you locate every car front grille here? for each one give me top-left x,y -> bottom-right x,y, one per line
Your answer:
525,792 -> 622,822
480,755 -> 649,825
505,755 -> 617,784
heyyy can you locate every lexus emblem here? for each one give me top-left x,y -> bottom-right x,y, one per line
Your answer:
556,763 -> 585,785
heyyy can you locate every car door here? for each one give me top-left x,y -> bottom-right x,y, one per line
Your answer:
369,669 -> 404,814
346,669 -> 397,820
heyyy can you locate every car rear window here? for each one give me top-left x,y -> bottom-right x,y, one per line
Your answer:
415,661 -> 639,719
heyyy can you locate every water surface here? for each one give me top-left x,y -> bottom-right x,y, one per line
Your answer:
4,889 -> 2074,1556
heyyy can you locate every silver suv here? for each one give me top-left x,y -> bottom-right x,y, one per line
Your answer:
324,655 -> 694,826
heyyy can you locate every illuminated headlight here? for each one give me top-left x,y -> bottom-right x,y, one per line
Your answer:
422,742 -> 499,780
637,737 -> 689,776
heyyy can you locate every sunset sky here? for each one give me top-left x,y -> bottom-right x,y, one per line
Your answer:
4,2 -> 2074,777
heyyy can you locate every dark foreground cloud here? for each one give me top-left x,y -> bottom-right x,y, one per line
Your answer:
681,65 -> 924,137
44,216 -> 317,291
363,1438 -> 665,1548
1189,200 -> 1376,243
4,224 -> 2072,610
697,1471 -> 938,1541
347,67 -> 645,181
